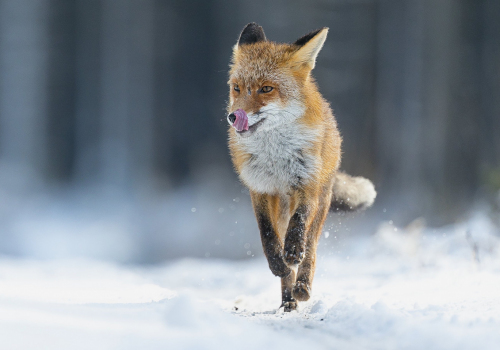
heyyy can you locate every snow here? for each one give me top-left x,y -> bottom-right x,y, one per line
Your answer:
1,212 -> 499,349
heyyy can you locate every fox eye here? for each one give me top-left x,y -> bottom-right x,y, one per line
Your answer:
234,84 -> 240,92
260,86 -> 273,93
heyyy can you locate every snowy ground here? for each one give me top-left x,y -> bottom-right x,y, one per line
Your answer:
1,212 -> 499,350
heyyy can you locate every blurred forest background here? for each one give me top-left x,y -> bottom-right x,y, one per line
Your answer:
0,0 -> 499,263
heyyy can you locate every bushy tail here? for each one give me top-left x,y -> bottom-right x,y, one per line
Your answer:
330,172 -> 377,212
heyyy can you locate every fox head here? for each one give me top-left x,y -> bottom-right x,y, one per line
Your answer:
227,23 -> 328,136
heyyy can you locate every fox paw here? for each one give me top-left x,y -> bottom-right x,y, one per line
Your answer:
292,281 -> 311,301
268,256 -> 291,278
281,300 -> 298,312
283,244 -> 305,267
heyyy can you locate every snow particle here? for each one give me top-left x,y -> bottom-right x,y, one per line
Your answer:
191,207 -> 196,212
247,251 -> 251,255
324,231 -> 330,238
244,243 -> 250,249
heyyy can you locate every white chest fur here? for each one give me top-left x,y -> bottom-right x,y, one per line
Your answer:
238,122 -> 318,194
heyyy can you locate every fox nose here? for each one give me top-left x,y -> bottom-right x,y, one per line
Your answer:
227,113 -> 236,124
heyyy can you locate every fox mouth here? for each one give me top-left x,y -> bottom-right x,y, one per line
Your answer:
228,109 -> 266,136
236,118 -> 265,136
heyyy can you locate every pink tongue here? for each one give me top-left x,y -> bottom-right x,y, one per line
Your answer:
232,109 -> 248,132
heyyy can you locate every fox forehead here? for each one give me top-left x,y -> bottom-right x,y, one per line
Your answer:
229,45 -> 303,105
229,42 -> 296,84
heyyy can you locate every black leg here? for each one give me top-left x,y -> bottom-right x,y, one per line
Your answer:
255,210 -> 291,278
283,205 -> 308,267
281,268 -> 297,312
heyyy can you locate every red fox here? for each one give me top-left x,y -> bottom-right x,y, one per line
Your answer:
227,23 -> 376,311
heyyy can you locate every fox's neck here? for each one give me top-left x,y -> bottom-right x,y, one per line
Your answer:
237,103 -> 320,194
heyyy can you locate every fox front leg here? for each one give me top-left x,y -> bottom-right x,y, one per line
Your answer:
283,205 -> 310,267
292,204 -> 328,302
293,180 -> 334,301
255,211 -> 292,278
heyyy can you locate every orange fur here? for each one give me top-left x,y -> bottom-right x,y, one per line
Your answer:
226,24 -> 342,311
228,29 -> 342,206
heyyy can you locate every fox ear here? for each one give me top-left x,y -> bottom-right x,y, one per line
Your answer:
238,22 -> 267,46
291,27 -> 328,70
